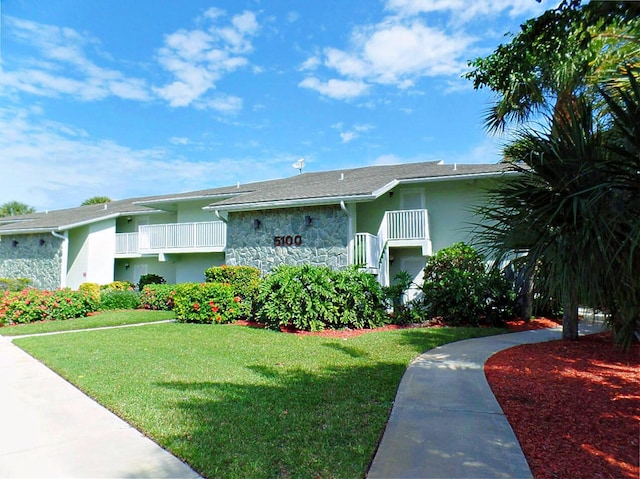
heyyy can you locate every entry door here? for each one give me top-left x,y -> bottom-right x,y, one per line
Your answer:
400,256 -> 426,302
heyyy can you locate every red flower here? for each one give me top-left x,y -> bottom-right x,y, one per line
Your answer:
233,296 -> 241,303
193,302 -> 200,311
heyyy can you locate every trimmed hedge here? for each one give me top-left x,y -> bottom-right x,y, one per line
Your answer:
173,282 -> 245,324
204,265 -> 261,317
140,284 -> 177,311
99,289 -> 141,310
0,288 -> 98,325
255,265 -> 388,331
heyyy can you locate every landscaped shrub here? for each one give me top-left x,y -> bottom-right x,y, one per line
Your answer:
255,264 -> 389,331
204,265 -> 261,316
138,274 -> 166,291
0,277 -> 32,292
421,242 -> 515,326
383,271 -> 428,325
79,282 -> 101,304
173,282 -> 244,324
99,289 -> 141,310
100,280 -> 135,291
0,288 -> 98,326
140,284 -> 177,311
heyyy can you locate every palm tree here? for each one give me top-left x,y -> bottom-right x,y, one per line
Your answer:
81,196 -> 112,206
475,75 -> 639,346
0,201 -> 36,218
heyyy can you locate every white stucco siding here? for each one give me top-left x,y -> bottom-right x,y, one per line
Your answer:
66,220 -> 115,288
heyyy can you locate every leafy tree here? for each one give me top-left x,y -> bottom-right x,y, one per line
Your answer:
467,1 -> 639,344
81,196 -> 112,206
0,201 -> 36,217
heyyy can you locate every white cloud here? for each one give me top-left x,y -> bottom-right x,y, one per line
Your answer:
298,77 -> 369,100
154,10 -> 259,109
340,131 -> 357,143
384,0 -> 548,23
299,56 -> 321,71
2,16 -> 152,102
170,137 -> 190,145
0,106 -> 293,210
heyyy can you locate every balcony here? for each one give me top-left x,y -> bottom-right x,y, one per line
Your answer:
115,221 -> 226,256
353,209 -> 431,278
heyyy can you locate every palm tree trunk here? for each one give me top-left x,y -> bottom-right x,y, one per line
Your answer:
562,287 -> 579,340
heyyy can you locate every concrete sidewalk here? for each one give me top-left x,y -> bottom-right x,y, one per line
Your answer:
367,320 -> 605,479
0,335 -> 201,479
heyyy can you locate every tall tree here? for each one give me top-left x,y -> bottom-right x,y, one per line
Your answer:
0,201 -> 36,217
467,0 -> 639,342
81,196 -> 112,206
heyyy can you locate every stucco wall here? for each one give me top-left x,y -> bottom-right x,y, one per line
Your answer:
67,220 -> 116,288
225,206 -> 348,273
0,234 -> 63,290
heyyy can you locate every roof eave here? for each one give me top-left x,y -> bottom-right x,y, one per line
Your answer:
204,194 -> 375,212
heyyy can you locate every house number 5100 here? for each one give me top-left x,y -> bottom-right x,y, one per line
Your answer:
274,235 -> 302,247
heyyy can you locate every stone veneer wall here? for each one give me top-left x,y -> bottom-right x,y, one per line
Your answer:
225,205 -> 348,273
0,234 -> 63,290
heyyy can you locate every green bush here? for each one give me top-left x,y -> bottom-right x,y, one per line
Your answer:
0,288 -> 98,325
140,284 -> 177,311
173,282 -> 244,324
100,280 -> 135,291
421,242 -> 514,326
138,274 -> 166,291
0,277 -> 32,292
255,265 -> 388,331
79,282 -> 101,304
99,289 -> 141,310
204,265 -> 261,317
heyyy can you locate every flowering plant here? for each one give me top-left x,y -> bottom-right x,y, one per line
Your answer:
172,282 -> 244,324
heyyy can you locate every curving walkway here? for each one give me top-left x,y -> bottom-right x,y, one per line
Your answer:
367,320 -> 604,479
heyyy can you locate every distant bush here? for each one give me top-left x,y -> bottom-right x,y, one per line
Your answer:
0,288 -> 98,325
138,274 -> 166,291
173,282 -> 244,324
255,265 -> 388,332
0,277 -> 32,292
140,284 -> 176,311
101,281 -> 135,291
204,265 -> 261,317
99,289 -> 141,310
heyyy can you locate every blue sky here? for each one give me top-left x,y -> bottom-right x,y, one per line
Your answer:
1,0 -> 550,211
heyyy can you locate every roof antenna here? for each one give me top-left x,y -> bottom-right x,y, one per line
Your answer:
292,158 -> 305,174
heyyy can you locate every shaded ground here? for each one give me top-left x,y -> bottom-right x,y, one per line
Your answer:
485,329 -> 639,479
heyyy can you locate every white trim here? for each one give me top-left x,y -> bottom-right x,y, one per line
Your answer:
51,230 -> 68,288
204,194 -> 374,212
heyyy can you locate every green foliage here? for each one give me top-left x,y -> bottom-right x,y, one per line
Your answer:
137,274 -> 166,291
383,271 -> 428,325
0,277 -> 32,292
421,243 -> 514,327
140,284 -> 177,311
256,265 -> 388,331
100,281 -> 135,291
79,282 -> 101,304
0,288 -> 98,325
0,201 -> 35,217
173,282 -> 243,324
81,196 -> 111,206
99,289 -> 141,310
204,265 -> 261,316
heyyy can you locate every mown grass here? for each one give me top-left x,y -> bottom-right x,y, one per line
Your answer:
10,321 -> 505,478
0,309 -> 174,336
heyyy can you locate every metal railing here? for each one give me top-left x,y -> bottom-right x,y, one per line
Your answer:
386,209 -> 428,240
354,233 -> 379,268
115,232 -> 139,255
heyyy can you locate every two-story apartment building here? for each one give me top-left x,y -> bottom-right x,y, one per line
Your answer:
0,161 -> 510,290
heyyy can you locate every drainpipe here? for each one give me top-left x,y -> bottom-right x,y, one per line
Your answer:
340,201 -> 354,266
213,209 -> 228,223
51,230 -> 68,288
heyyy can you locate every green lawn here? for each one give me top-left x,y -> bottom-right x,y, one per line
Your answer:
8,318 -> 505,479
0,309 -> 174,336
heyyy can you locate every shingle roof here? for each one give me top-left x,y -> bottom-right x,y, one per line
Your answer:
0,161 -> 510,234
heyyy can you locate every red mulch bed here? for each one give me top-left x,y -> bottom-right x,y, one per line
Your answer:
485,330 -> 640,479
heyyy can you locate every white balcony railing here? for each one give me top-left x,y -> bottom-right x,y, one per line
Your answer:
354,233 -> 379,269
386,209 -> 428,240
115,232 -> 139,255
115,221 -> 226,255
